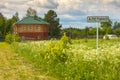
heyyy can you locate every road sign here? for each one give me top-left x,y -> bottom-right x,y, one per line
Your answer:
87,16 -> 109,54
87,16 -> 109,22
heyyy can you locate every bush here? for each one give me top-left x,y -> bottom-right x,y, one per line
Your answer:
104,34 -> 109,40
5,33 -> 21,44
60,33 -> 71,47
45,33 -> 71,64
84,38 -> 88,42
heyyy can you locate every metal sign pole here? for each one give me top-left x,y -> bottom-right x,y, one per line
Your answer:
96,23 -> 99,53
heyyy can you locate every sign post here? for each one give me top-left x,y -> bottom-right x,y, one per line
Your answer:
87,16 -> 109,53
96,23 -> 99,53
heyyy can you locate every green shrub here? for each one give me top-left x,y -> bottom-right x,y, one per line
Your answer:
84,38 -> 88,42
104,34 -> 109,40
5,33 -> 21,44
60,33 -> 71,48
44,33 -> 71,64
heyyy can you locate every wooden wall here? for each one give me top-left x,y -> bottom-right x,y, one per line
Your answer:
13,24 -> 49,40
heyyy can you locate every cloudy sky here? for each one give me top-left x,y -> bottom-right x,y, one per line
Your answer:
1,0 -> 120,28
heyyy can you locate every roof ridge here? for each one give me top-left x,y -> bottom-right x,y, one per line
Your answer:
16,16 -> 30,23
15,16 -> 49,24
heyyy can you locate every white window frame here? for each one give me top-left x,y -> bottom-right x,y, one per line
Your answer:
29,26 -> 33,30
36,26 -> 40,30
22,26 -> 26,30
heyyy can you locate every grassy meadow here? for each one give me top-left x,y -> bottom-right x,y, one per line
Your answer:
0,42 -> 56,80
11,37 -> 120,80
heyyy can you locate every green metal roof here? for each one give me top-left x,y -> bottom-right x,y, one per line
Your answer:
15,16 -> 49,24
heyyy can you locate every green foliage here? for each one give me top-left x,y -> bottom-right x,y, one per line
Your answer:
62,27 -> 85,38
60,33 -> 71,48
12,12 -> 19,22
89,28 -> 97,35
44,33 -> 71,64
84,38 -> 88,42
113,21 -> 120,29
0,12 -> 19,38
100,20 -> 112,35
104,34 -> 109,40
62,27 -> 103,39
5,33 -> 21,44
12,40 -> 120,80
26,7 -> 37,17
113,29 -> 120,36
5,19 -> 13,34
44,10 -> 61,38
0,13 -> 6,38
85,27 -> 89,38
101,20 -> 112,28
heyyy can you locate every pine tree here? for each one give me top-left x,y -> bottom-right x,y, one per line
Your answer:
44,10 -> 61,38
26,7 -> 37,17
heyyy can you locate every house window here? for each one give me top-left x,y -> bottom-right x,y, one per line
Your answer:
22,26 -> 26,30
29,26 -> 33,30
36,26 -> 40,30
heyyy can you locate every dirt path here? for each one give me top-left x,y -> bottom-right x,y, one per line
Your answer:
0,42 -> 56,80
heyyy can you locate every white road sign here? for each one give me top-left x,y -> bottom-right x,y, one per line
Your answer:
87,16 -> 109,22
87,16 -> 109,54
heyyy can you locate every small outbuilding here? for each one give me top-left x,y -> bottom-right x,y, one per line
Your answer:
13,16 -> 49,40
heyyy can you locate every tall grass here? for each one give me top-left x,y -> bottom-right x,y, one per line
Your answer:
12,36 -> 120,80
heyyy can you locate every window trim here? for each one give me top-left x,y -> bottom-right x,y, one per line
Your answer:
29,26 -> 33,30
22,26 -> 26,30
36,26 -> 40,30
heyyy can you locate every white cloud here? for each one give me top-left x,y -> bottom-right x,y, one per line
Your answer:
0,0 -> 120,28
33,0 -> 58,9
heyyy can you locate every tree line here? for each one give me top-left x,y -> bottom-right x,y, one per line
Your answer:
0,7 -> 120,39
63,20 -> 120,39
0,12 -> 19,39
